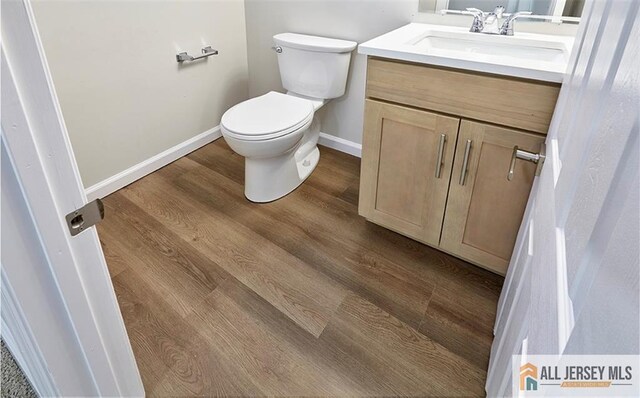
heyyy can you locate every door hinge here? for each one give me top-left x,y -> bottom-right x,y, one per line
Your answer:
65,199 -> 104,236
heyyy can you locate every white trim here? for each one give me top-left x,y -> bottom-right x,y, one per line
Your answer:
318,132 -> 362,158
1,268 -> 59,397
85,126 -> 221,200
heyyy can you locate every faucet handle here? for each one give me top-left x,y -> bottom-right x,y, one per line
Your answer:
466,7 -> 485,17
500,11 -> 532,35
466,8 -> 485,33
493,6 -> 505,18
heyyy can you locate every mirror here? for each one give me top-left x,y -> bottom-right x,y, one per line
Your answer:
419,0 -> 584,18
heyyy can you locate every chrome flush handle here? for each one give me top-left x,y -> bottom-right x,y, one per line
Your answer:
271,46 -> 283,53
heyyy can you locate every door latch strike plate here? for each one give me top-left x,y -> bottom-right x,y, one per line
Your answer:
65,199 -> 105,236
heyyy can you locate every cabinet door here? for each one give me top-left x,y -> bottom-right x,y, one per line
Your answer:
441,120 -> 545,274
359,99 -> 460,246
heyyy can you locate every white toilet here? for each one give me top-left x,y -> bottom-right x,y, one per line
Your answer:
221,33 -> 357,202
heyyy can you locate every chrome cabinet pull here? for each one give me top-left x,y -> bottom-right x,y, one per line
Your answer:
459,139 -> 472,185
435,134 -> 447,179
507,143 -> 546,181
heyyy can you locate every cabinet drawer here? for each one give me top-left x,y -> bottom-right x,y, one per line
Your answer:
359,99 -> 459,246
366,58 -> 560,134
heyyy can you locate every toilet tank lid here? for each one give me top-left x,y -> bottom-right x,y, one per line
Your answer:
273,33 -> 357,53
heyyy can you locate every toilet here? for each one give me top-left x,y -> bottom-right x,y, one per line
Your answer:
221,33 -> 357,202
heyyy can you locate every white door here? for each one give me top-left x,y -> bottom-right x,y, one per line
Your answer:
1,0 -> 143,396
486,0 -> 639,396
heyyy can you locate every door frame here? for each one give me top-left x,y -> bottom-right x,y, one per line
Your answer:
1,0 -> 143,396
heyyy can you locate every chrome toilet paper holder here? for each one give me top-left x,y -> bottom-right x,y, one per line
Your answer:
176,46 -> 218,63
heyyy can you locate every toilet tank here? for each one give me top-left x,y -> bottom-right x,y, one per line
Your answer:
273,33 -> 357,99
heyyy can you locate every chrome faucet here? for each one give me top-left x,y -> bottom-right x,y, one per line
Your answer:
466,7 -> 531,35
485,6 -> 505,34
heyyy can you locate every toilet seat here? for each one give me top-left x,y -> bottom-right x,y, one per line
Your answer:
221,91 -> 314,141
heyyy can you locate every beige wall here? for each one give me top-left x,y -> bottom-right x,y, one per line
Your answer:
244,0 -> 417,145
32,0 -> 249,187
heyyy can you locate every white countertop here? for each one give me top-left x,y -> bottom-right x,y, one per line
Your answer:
358,23 -> 575,83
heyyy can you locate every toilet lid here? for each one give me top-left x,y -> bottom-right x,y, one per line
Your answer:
221,91 -> 314,139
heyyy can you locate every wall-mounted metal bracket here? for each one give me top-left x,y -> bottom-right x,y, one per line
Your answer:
65,199 -> 104,236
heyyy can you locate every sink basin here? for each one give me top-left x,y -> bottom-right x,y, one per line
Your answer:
413,34 -> 567,63
359,23 -> 574,82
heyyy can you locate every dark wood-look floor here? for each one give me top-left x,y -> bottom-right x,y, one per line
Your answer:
98,140 -> 504,397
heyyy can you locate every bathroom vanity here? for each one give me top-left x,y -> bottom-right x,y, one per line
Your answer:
358,24 -> 573,275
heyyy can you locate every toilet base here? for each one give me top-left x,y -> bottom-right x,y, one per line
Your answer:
244,145 -> 320,203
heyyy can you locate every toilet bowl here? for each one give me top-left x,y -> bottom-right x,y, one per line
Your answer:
221,91 -> 323,202
220,33 -> 357,202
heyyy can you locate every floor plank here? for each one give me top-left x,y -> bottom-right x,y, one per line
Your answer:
99,139 -> 504,396
99,235 -> 129,278
161,155 -> 436,329
418,271 -> 501,370
326,292 -> 487,397
184,278 -> 360,396
99,193 -> 227,317
118,168 -> 348,338
111,269 -> 259,396
206,277 -> 395,396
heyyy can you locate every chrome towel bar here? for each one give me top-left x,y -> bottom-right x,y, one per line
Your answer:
176,46 -> 218,63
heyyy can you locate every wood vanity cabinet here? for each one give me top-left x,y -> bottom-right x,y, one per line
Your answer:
359,58 -> 560,275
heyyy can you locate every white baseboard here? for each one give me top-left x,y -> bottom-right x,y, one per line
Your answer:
86,128 -> 357,200
318,132 -> 362,158
85,126 -> 221,201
